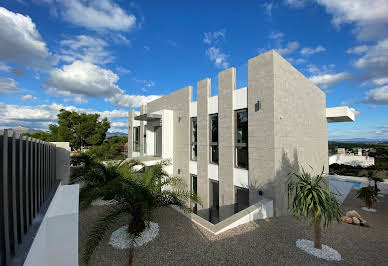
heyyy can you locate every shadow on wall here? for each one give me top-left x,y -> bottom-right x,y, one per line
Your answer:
249,149 -> 301,217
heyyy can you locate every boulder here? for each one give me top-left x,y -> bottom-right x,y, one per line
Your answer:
346,210 -> 361,219
341,216 -> 353,224
352,217 -> 361,225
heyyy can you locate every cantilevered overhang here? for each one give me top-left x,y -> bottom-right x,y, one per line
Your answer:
134,113 -> 162,121
326,106 -> 355,123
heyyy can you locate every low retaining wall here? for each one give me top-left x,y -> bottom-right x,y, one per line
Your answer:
24,184 -> 79,266
173,198 -> 273,235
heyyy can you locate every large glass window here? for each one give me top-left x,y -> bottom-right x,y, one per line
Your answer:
209,114 -> 218,164
191,117 -> 197,160
235,109 -> 248,168
133,126 -> 140,152
191,174 -> 197,214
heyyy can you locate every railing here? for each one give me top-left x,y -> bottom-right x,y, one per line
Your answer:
0,130 -> 57,266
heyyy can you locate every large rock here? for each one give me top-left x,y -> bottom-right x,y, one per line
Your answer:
346,210 -> 361,219
352,217 -> 361,225
341,216 -> 353,224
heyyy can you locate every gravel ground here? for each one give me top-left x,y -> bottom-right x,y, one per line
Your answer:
79,189 -> 388,266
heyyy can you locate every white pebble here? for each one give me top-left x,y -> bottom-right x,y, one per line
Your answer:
361,207 -> 377,212
296,239 -> 341,261
109,222 -> 159,249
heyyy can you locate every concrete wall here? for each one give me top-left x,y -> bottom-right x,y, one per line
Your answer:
24,184 -> 79,266
248,51 -> 328,216
51,142 -> 70,185
218,68 -> 236,220
196,79 -> 210,220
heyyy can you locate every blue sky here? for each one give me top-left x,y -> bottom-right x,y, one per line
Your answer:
0,0 -> 387,139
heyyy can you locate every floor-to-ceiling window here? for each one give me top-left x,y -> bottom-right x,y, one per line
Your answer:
133,126 -> 140,152
191,117 -> 197,160
209,114 -> 218,164
235,109 -> 248,168
191,174 -> 197,214
209,180 -> 219,224
235,186 -> 249,213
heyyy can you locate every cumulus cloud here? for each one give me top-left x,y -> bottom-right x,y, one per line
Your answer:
203,29 -> 226,45
315,0 -> 388,41
0,7 -> 54,70
106,93 -> 161,108
21,94 -> 37,101
0,77 -> 21,93
346,45 -> 369,54
309,72 -> 353,89
45,60 -> 123,98
0,62 -> 11,72
0,102 -> 128,130
59,35 -> 114,65
287,57 -> 306,65
49,0 -> 136,31
276,41 -> 300,56
300,45 -> 326,55
361,85 -> 388,105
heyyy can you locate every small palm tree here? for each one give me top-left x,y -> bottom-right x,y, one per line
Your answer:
288,167 -> 341,249
82,160 -> 200,265
356,186 -> 378,209
366,171 -> 384,193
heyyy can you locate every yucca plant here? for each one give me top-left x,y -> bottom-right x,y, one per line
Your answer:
83,160 -> 201,265
356,185 -> 378,209
288,167 -> 341,249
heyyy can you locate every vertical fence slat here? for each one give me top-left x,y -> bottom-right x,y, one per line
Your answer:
33,139 -> 37,218
17,135 -> 24,243
23,137 -> 29,232
9,132 -> 18,254
1,130 -> 11,266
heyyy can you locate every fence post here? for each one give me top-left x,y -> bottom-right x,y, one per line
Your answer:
9,132 -> 18,254
1,130 -> 11,265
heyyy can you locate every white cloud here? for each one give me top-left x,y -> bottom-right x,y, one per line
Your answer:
106,93 -> 161,108
21,94 -> 37,101
300,45 -> 326,55
346,45 -> 368,54
53,0 -> 136,31
285,0 -> 306,8
0,77 -> 21,93
287,57 -> 306,65
276,41 -> 300,56
133,79 -> 155,92
116,66 -> 131,75
309,72 -> 352,89
205,47 -> 229,69
203,29 -> 226,45
0,62 -> 11,72
0,102 -> 129,130
315,0 -> 388,41
0,7 -> 54,70
269,32 -> 284,40
305,64 -> 335,75
361,85 -> 388,105
354,38 -> 388,77
262,2 -> 274,16
45,60 -> 123,99
59,35 -> 114,65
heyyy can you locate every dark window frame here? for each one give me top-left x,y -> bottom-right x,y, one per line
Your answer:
209,113 -> 218,164
133,126 -> 140,152
235,109 -> 248,169
190,117 -> 197,161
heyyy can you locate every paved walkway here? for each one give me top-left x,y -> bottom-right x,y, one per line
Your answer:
79,189 -> 388,265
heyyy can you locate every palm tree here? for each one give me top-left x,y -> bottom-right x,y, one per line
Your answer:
82,160 -> 200,265
356,185 -> 378,209
366,171 -> 384,193
70,155 -> 144,209
288,167 -> 341,249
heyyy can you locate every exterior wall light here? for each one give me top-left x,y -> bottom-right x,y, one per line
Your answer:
255,100 -> 261,112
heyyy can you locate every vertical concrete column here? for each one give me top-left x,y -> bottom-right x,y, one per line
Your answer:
139,105 -> 146,157
218,67 -> 236,220
128,110 -> 135,158
197,78 -> 210,220
247,51 -> 276,206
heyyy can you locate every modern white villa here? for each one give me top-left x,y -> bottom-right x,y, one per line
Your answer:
127,50 -> 355,224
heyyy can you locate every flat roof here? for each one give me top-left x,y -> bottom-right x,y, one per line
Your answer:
134,113 -> 162,121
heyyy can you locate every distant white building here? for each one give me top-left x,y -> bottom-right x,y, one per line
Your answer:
329,154 -> 375,167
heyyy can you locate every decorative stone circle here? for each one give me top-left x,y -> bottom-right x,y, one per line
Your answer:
361,207 -> 377,212
296,239 -> 341,261
109,222 -> 159,249
91,198 -> 118,206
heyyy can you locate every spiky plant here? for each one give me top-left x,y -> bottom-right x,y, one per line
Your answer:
366,171 -> 384,193
70,158 -> 144,209
82,160 -> 201,265
356,185 -> 378,209
288,167 -> 342,249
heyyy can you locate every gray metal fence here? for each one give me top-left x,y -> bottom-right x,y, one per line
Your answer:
0,130 -> 57,266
